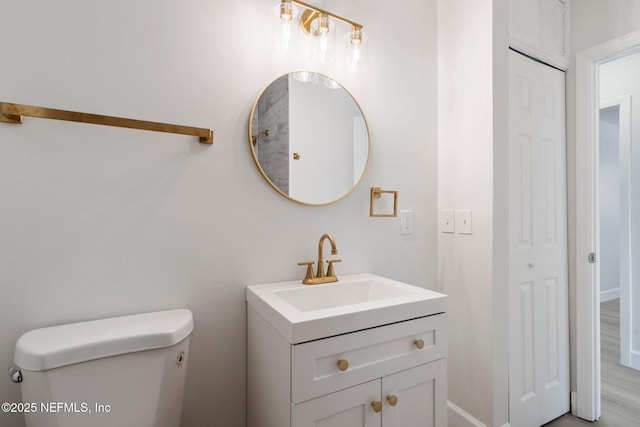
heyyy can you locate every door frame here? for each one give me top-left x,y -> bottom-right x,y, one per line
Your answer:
574,28 -> 640,421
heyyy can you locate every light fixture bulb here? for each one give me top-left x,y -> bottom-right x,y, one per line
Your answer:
350,27 -> 363,45
280,1 -> 293,21
316,14 -> 330,35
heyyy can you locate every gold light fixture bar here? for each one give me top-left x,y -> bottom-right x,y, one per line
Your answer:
291,0 -> 363,30
0,102 -> 214,144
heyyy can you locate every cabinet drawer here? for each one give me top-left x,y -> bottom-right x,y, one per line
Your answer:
291,314 -> 446,403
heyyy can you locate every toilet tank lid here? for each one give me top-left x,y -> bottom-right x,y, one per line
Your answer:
14,309 -> 193,372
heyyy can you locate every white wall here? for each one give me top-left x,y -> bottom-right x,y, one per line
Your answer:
598,107 -> 620,300
568,0 -> 640,391
0,1 -> 438,426
437,0 -> 509,425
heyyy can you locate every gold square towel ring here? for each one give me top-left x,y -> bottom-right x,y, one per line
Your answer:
0,102 -> 214,144
370,187 -> 398,217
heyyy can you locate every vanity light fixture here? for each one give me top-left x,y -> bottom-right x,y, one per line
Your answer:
273,0 -> 367,71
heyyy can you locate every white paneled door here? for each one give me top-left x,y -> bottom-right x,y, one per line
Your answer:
508,50 -> 570,427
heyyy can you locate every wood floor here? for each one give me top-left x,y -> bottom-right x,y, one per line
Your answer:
543,299 -> 640,426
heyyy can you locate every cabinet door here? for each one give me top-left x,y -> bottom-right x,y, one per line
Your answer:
539,0 -> 566,60
510,0 -> 540,48
509,0 -> 569,70
291,380 -> 381,427
381,360 -> 447,427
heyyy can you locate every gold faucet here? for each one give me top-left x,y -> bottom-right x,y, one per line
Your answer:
297,233 -> 342,285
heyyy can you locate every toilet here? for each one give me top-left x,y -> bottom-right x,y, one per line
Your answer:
11,309 -> 193,427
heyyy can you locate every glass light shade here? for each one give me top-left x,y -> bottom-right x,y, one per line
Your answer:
272,1 -> 299,55
344,27 -> 368,73
308,14 -> 336,63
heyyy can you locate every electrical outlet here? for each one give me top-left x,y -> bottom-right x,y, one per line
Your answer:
400,210 -> 414,234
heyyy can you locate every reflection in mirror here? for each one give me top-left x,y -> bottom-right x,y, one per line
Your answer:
249,72 -> 369,205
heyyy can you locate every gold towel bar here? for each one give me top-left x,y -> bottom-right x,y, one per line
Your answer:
370,187 -> 398,217
0,102 -> 213,144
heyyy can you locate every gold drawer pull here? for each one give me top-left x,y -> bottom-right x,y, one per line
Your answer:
413,339 -> 425,350
337,359 -> 349,372
371,400 -> 382,413
386,395 -> 398,406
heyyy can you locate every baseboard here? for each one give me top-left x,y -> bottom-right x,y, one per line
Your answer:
447,401 -> 487,427
446,401 -> 511,427
599,288 -> 619,302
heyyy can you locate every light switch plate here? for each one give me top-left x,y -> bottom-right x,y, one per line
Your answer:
456,210 -> 472,234
441,209 -> 455,233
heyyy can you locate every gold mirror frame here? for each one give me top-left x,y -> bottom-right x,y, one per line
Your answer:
248,72 -> 370,206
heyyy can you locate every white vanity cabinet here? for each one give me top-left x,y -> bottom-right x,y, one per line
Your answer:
509,0 -> 570,70
247,307 -> 448,427
291,361 -> 446,427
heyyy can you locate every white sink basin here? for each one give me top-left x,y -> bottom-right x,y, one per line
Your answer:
274,278 -> 418,312
246,273 -> 447,343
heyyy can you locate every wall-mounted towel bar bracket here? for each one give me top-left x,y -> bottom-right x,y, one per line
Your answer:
0,102 -> 214,144
370,187 -> 398,217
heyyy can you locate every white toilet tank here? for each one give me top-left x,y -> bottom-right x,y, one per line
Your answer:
12,309 -> 193,427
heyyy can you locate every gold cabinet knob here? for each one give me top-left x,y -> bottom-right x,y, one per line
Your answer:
413,339 -> 425,350
371,400 -> 382,413
337,359 -> 349,372
386,395 -> 398,406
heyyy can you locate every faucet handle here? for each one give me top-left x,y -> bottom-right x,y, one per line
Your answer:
326,259 -> 342,278
298,261 -> 315,283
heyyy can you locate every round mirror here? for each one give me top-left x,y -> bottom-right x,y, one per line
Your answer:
248,72 -> 370,205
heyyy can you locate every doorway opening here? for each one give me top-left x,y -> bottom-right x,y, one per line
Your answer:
575,29 -> 640,422
597,92 -> 640,423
